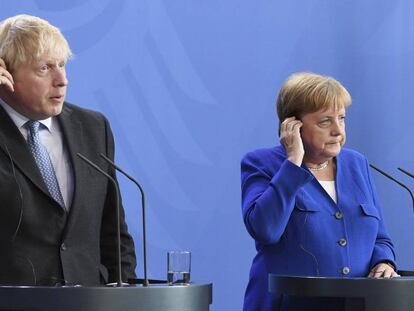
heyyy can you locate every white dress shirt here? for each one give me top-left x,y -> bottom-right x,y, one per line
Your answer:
0,99 -> 74,209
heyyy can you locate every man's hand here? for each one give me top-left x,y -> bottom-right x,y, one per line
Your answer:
0,58 -> 14,92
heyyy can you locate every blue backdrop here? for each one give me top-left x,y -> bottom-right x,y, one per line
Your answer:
2,1 -> 414,310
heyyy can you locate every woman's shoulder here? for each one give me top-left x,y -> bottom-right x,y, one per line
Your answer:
339,147 -> 368,164
241,146 -> 287,174
242,145 -> 286,162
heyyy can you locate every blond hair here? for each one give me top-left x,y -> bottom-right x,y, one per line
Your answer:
0,14 -> 72,72
276,72 -> 351,129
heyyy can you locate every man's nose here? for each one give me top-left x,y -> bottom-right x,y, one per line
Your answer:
53,68 -> 68,87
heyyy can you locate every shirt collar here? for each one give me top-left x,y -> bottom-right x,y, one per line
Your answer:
0,97 -> 53,132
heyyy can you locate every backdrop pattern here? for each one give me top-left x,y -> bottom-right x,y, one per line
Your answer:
2,1 -> 414,310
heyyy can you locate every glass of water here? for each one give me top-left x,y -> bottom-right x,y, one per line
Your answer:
167,251 -> 191,285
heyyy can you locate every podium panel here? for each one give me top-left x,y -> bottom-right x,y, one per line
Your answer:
0,283 -> 212,311
269,274 -> 414,311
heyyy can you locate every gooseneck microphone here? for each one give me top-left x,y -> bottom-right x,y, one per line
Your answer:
99,153 -> 149,287
398,167 -> 414,179
76,153 -> 123,287
369,164 -> 414,211
397,168 -> 414,207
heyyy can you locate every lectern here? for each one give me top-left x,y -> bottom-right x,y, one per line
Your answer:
269,273 -> 414,311
0,283 -> 212,311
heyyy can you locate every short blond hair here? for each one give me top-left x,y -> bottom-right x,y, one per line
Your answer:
276,72 -> 351,128
0,14 -> 72,72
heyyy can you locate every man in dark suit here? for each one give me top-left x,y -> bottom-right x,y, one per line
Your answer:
0,14 -> 136,285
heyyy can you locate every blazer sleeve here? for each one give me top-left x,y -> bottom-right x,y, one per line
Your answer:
364,158 -> 397,269
241,149 -> 313,245
99,116 -> 137,283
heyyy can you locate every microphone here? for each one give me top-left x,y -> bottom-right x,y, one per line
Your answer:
99,153 -> 149,287
76,153 -> 123,287
397,168 -> 414,211
369,164 -> 414,211
398,167 -> 414,179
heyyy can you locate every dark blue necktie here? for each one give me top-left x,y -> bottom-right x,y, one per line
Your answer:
26,120 -> 65,208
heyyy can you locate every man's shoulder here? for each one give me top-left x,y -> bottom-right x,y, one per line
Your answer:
63,102 -> 105,117
62,102 -> 108,123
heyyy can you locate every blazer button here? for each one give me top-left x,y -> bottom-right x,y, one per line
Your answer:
61,243 -> 67,251
335,211 -> 343,220
342,266 -> 350,275
338,239 -> 347,247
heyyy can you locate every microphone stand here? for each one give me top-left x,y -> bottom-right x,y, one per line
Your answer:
370,164 -> 414,212
76,153 -> 123,287
99,153 -> 149,287
398,167 -> 414,179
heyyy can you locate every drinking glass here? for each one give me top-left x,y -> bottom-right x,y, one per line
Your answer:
167,251 -> 191,285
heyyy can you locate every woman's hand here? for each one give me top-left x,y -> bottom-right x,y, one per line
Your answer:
0,58 -> 14,92
368,262 -> 400,278
280,117 -> 304,166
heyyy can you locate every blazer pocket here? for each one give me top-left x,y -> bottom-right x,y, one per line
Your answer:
295,200 -> 321,212
360,203 -> 381,220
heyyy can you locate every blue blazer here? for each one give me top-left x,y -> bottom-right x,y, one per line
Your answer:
241,145 -> 395,311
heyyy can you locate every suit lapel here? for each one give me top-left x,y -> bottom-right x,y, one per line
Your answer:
57,104 -> 87,234
0,105 -> 51,199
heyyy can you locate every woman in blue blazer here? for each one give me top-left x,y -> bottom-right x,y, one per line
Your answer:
241,72 -> 398,310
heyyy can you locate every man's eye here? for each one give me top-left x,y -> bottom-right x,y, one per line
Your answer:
40,65 -> 49,71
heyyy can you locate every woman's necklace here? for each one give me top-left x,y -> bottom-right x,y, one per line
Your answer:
308,160 -> 329,172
